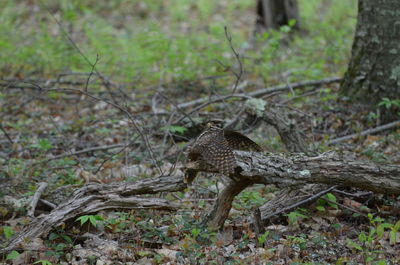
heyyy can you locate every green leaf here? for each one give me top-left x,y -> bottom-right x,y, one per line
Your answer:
365,257 -> 374,262
89,216 -> 97,227
367,213 -> 374,222
47,91 -> 61,99
288,19 -> 297,27
6,250 -> 20,260
160,125 -> 187,134
376,261 -> 387,265
34,260 -> 52,265
389,229 -> 397,245
346,239 -> 362,251
280,25 -> 291,33
257,231 -> 269,244
377,223 -> 392,239
31,138 -> 53,151
325,193 -> 336,203
367,228 -> 375,245
48,232 -> 59,240
393,220 -> 400,231
77,215 -> 103,227
55,243 -> 66,251
358,232 -> 366,243
76,215 -> 89,225
315,205 -> 325,212
191,228 -> 200,237
62,234 -> 73,243
3,226 -> 13,239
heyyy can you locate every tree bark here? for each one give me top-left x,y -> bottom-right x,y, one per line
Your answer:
202,179 -> 252,230
340,0 -> 400,121
191,151 -> 400,195
186,151 -> 400,229
256,0 -> 300,32
4,153 -> 400,250
2,176 -> 186,252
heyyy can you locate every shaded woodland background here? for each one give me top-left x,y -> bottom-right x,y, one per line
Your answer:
0,0 -> 400,264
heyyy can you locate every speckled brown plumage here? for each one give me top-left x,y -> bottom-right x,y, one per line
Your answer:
187,124 -> 262,175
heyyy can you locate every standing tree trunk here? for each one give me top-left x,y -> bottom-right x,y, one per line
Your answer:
255,0 -> 300,32
340,0 -> 400,121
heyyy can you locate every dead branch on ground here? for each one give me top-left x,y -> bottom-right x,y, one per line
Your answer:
176,77 -> 341,109
2,176 -> 186,252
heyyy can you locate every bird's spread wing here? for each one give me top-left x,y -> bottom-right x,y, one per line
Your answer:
223,130 -> 263,151
188,129 -> 236,175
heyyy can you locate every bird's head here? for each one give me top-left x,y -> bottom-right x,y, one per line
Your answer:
206,122 -> 222,131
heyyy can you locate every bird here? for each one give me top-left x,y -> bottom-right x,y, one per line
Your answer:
187,123 -> 262,176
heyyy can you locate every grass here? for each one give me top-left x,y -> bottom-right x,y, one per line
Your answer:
0,0 -> 357,86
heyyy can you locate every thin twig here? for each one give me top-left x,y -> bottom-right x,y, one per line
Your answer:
177,77 -> 342,109
50,87 -> 164,176
93,141 -> 134,174
160,93 -> 198,126
174,93 -> 250,124
27,182 -> 49,218
39,0 -> 127,103
328,120 -> 400,145
39,199 -> 57,209
321,197 -> 368,218
0,123 -> 13,144
279,89 -> 320,104
262,186 -> 337,221
224,26 -> 243,94
84,54 -> 100,92
30,143 -> 131,166
332,189 -> 373,198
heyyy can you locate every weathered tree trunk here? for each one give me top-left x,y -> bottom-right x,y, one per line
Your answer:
340,0 -> 400,121
256,0 -> 300,32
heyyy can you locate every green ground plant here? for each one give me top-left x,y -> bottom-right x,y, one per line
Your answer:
0,0 -> 356,87
346,214 -> 400,264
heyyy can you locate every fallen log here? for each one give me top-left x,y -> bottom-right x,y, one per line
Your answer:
2,176 -> 186,252
188,151 -> 400,229
4,150 -> 399,250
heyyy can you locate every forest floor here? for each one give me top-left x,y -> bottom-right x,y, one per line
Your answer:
1,0 -> 400,264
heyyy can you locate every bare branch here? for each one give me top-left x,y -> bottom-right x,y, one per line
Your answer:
47,87 -> 164,176
177,77 -> 341,109
27,182 -> 49,218
261,185 -> 337,221
0,123 -> 13,144
84,54 -> 100,92
328,120 -> 400,145
224,26 -> 243,94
